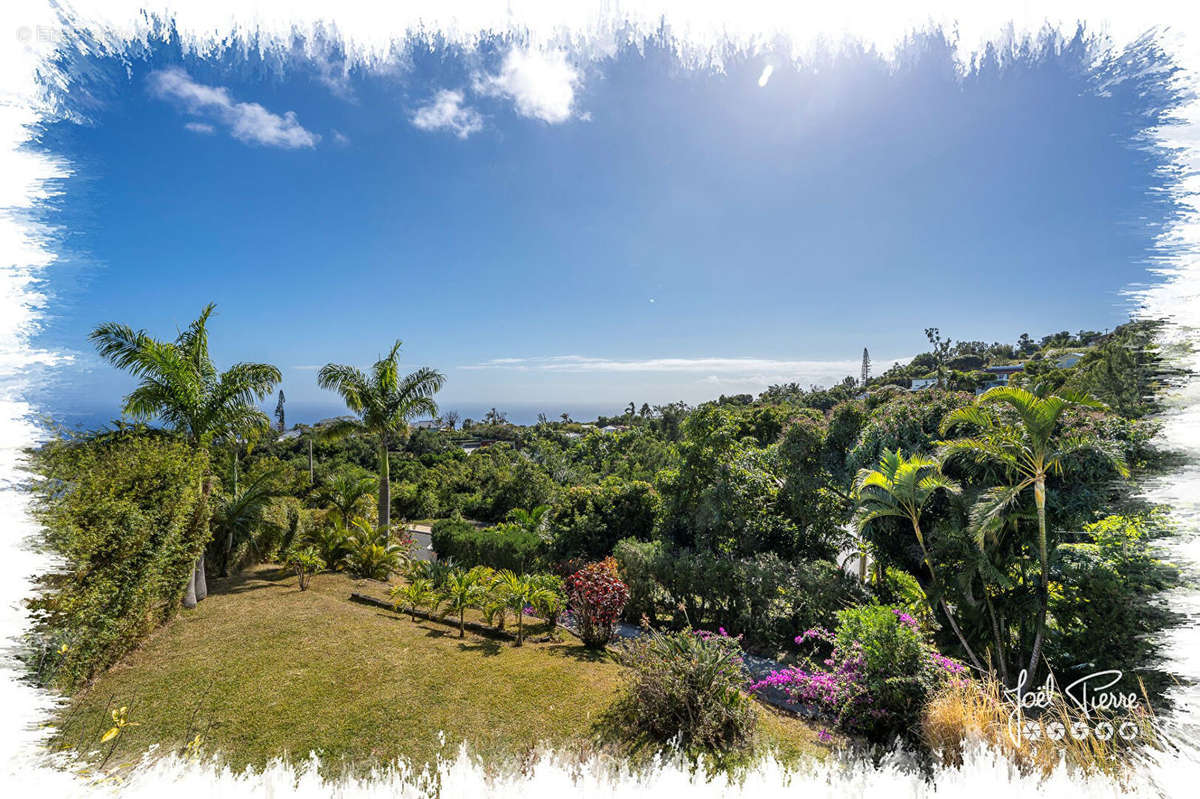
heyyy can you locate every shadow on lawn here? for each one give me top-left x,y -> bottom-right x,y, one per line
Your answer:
544,642 -> 614,664
209,568 -> 293,596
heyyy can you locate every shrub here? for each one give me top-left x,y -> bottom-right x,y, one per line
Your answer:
751,605 -> 964,741
285,546 -> 325,591
430,517 -> 544,573
612,537 -> 662,623
546,479 -> 661,560
27,429 -> 207,690
645,549 -> 867,654
303,523 -> 353,571
602,628 -> 758,757
566,558 -> 629,648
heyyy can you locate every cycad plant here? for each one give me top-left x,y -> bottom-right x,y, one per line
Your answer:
344,518 -> 408,580
853,449 -> 985,671
317,341 -> 445,532
90,303 -> 280,608
938,385 -> 1129,683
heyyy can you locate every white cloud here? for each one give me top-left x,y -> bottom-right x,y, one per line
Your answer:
411,90 -> 483,139
473,48 -> 579,124
463,354 -> 908,388
183,121 -> 214,134
148,67 -> 319,149
331,130 -> 350,146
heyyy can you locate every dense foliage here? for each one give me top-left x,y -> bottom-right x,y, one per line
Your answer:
27,429 -> 207,690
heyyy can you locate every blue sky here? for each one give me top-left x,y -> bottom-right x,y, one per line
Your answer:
31,29 -> 1181,425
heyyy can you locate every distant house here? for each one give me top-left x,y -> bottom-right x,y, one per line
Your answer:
600,424 -> 629,434
910,377 -> 938,391
977,363 -> 1024,393
1054,352 -> 1087,369
277,429 -> 302,442
410,419 -> 441,431
564,432 -> 582,440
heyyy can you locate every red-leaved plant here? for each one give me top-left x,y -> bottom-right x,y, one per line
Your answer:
567,558 -> 629,648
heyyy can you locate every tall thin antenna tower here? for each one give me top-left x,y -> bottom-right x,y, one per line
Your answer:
860,348 -> 871,386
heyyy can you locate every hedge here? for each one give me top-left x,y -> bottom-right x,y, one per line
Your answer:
430,517 -> 545,573
26,428 -> 208,690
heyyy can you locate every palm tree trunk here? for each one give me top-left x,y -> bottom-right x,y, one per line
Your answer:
1027,476 -> 1050,684
378,439 -> 391,532
913,518 -> 986,672
184,471 -> 212,608
516,612 -> 524,646
194,555 -> 207,601
459,609 -> 465,638
183,569 -> 197,609
983,589 -> 1009,685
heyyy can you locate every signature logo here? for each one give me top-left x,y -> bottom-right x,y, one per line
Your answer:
1003,669 -> 1145,745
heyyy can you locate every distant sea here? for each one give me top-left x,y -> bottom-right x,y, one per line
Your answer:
28,398 -> 630,433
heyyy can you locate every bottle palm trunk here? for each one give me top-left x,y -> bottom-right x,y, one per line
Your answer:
378,439 -> 391,532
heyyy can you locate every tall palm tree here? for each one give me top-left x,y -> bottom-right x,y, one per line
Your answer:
90,304 -> 280,608
853,449 -> 985,671
317,341 -> 445,533
318,471 -> 377,527
938,384 -> 1129,684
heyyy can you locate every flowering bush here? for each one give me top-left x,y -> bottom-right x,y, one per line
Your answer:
602,627 -> 757,756
566,558 -> 629,648
750,605 -> 965,741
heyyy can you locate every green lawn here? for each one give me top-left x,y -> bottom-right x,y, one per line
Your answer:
51,564 -> 833,774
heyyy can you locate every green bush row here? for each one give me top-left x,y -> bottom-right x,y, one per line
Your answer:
429,517 -> 545,573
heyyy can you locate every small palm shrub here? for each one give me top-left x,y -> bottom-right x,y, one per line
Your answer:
390,577 -> 436,620
528,573 -> 566,633
566,558 -> 629,648
437,569 -> 486,637
285,546 -> 325,591
602,628 -> 758,757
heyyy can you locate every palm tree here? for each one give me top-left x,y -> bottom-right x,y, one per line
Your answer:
318,471 -> 377,527
505,504 -> 551,537
211,466 -> 280,577
938,384 -> 1129,685
438,570 -> 486,638
853,449 -> 985,671
317,341 -> 445,533
90,304 -> 280,608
